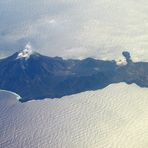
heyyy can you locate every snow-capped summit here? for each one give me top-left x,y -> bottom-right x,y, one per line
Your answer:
0,50 -> 148,102
17,44 -> 33,60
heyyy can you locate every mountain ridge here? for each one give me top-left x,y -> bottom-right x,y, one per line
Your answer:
0,50 -> 148,102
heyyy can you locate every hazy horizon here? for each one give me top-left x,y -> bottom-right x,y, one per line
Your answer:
1,0 -> 148,61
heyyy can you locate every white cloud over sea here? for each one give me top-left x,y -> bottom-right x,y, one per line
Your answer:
1,0 -> 148,61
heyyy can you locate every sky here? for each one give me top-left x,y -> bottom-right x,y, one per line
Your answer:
1,0 -> 148,61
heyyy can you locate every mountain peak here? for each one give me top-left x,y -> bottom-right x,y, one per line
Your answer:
17,44 -> 34,60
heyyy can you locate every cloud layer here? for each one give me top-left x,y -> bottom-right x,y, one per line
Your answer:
1,0 -> 148,61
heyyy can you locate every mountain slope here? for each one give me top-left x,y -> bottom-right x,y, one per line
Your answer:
0,48 -> 117,101
0,48 -> 148,101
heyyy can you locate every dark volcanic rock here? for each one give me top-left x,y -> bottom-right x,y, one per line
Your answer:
0,50 -> 148,102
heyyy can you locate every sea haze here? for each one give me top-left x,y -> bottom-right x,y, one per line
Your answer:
0,83 -> 148,148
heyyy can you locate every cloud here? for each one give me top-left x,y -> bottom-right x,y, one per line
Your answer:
0,0 -> 148,61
